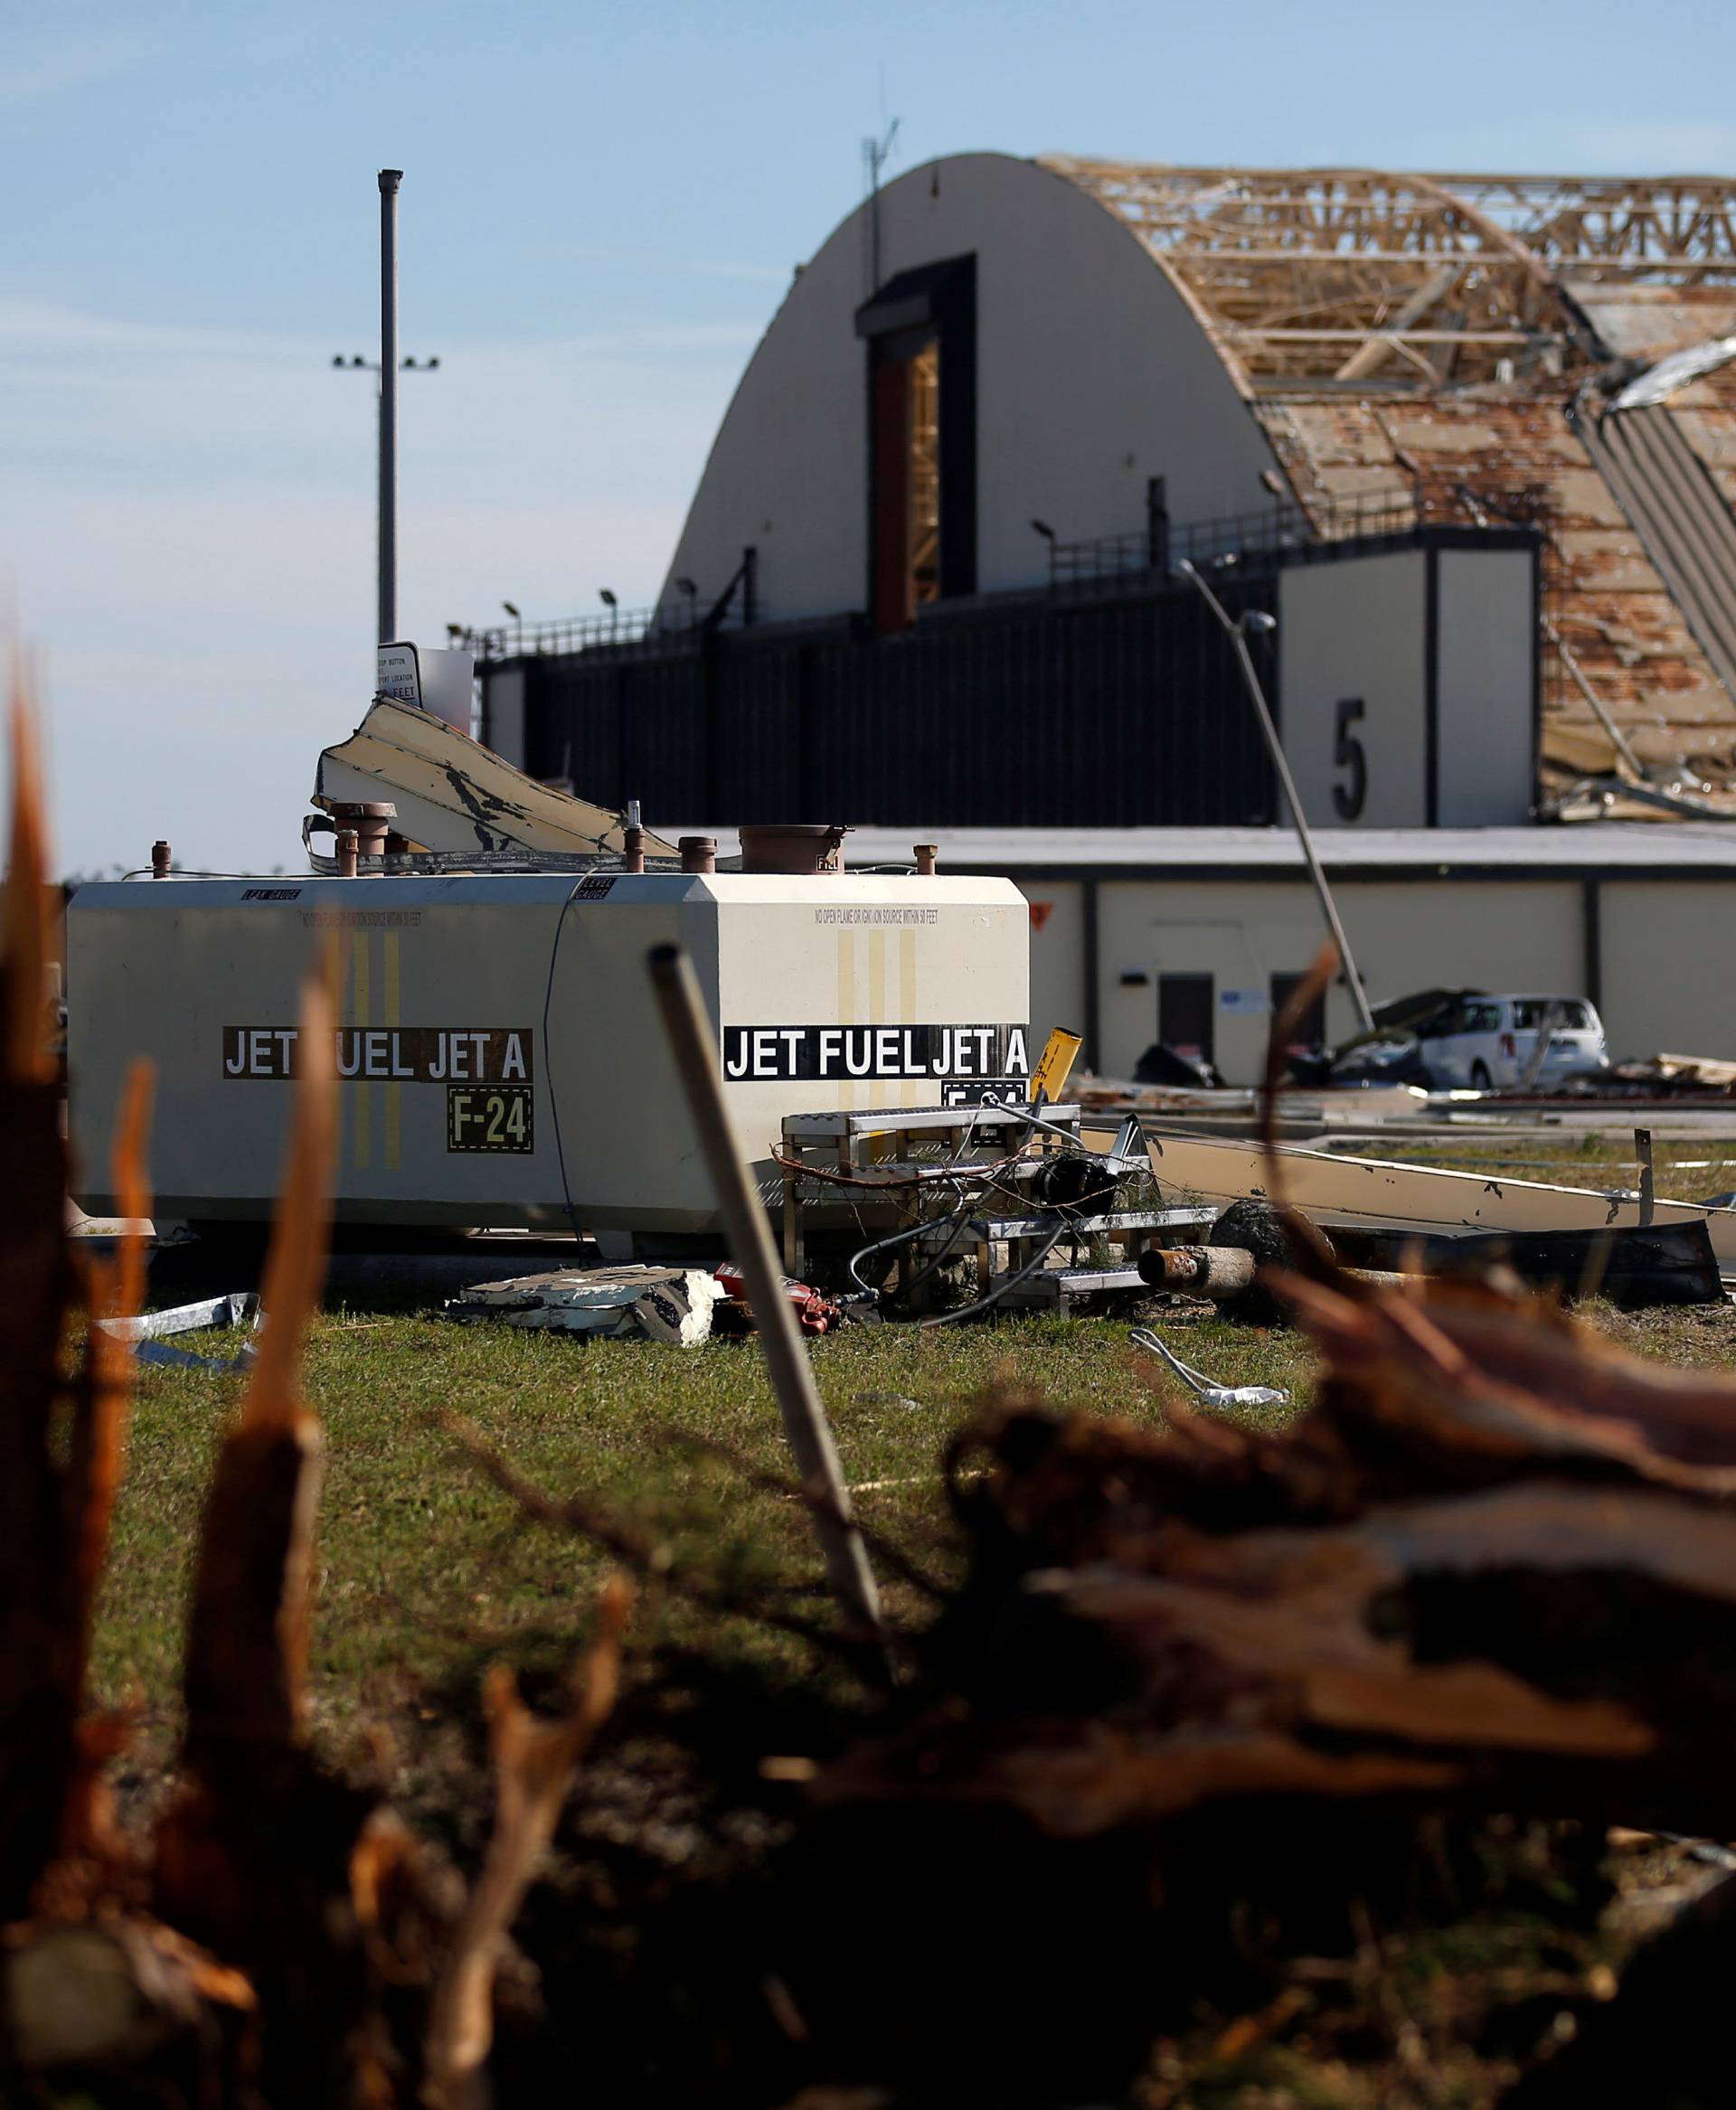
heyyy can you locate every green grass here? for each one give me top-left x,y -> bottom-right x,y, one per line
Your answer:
95,1305 -> 1317,1752
89,1253 -> 1736,2097
92,1243 -> 1736,1789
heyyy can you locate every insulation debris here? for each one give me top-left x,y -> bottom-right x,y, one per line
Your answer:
445,1265 -> 725,1345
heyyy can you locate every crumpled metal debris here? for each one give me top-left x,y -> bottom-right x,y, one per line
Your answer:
445,1265 -> 724,1346
96,1292 -> 261,1374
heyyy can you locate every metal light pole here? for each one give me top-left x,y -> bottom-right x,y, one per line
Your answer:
1179,559 -> 1375,1033
332,168 -> 438,651
377,169 -> 401,644
331,348 -> 440,645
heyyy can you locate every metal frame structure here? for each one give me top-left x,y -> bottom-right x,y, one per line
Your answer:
1043,161 -> 1736,391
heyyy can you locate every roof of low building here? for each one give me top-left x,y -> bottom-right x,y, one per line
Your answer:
832,821 -> 1736,874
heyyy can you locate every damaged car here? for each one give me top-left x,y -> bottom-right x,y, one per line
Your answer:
1293,988 -> 1610,1091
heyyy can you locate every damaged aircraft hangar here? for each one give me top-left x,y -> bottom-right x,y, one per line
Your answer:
470,155 -> 1736,1077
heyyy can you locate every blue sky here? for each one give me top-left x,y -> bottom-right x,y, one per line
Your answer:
6,0 -> 1736,870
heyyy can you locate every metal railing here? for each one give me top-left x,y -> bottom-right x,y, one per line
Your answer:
1047,485 -> 1423,592
460,601 -> 701,662
467,546 -> 762,664
467,485 -> 1522,663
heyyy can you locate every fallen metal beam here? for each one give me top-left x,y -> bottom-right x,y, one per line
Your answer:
647,942 -> 886,1653
1143,1128 -> 1736,1268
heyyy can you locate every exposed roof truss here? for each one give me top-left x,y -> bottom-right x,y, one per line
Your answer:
1042,160 -> 1736,391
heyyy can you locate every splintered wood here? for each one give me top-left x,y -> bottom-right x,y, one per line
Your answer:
822,1271 -> 1736,1840
0,677 -> 626,2105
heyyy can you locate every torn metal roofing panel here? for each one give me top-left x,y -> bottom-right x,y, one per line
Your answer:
313,696 -> 678,862
1041,160 -> 1588,391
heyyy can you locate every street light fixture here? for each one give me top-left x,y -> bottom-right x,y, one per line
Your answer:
1178,560 -> 1374,1033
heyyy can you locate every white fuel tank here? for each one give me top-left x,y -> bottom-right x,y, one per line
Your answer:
67,871 -> 1031,1235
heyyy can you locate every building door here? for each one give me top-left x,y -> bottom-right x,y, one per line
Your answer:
857,254 -> 977,633
870,331 -> 940,633
1270,972 -> 1327,1053
1158,974 -> 1215,1065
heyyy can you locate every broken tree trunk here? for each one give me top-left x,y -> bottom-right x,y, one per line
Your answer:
823,1267 -> 1736,1842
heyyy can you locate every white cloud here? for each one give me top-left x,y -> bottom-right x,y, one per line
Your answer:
0,28 -> 148,107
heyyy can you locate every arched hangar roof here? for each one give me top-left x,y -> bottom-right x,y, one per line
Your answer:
656,152 -> 1736,802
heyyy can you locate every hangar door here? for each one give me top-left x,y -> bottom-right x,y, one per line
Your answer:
1277,539 -> 1537,827
856,256 -> 977,632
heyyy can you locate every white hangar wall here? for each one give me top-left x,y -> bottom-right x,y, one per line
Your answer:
1278,544 -> 1536,830
660,152 -> 1284,622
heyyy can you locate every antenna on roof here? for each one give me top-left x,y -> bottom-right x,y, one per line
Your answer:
862,113 -> 900,295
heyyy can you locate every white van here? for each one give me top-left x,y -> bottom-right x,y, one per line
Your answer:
1420,994 -> 1609,1090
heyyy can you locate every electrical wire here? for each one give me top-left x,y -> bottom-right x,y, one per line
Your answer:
914,1221 -> 1070,1328
1127,1326 -> 1290,1409
841,1123 -> 1120,1326
771,1146 -> 1029,1192
890,1189 -> 983,1302
118,868 -> 297,881
846,1200 -> 976,1298
541,877 -> 590,1242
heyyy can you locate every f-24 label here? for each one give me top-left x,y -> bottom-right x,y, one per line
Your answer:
447,1084 -> 533,1154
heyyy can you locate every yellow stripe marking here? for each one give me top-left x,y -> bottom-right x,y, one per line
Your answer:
868,931 -> 886,1115
836,930 -> 855,1110
899,928 -> 918,1107
352,933 -> 371,1169
383,932 -> 401,1169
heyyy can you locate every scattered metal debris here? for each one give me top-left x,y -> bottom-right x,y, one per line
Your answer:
712,1260 -> 844,1337
95,1292 -> 261,1374
445,1266 -> 724,1345
1144,1128 -> 1736,1267
310,694 -> 677,869
1127,1326 -> 1290,1412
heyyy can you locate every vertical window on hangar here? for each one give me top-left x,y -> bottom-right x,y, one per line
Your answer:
856,255 -> 976,632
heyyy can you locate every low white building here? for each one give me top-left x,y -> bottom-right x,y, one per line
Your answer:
840,824 -> 1736,1082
